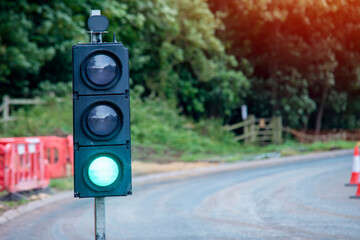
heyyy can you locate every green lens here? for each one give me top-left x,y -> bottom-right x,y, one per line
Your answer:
88,156 -> 119,187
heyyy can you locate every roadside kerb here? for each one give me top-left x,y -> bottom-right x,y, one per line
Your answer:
0,149 -> 353,225
0,191 -> 73,225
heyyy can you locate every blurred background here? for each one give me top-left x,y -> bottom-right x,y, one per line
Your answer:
1,0 -> 360,161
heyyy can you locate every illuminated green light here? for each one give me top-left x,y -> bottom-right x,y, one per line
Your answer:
88,156 -> 119,187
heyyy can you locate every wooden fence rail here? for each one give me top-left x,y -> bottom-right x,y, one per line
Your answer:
225,115 -> 360,144
225,115 -> 282,144
283,127 -> 360,142
0,95 -> 42,123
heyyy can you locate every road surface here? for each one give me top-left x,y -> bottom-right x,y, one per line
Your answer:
1,153 -> 359,240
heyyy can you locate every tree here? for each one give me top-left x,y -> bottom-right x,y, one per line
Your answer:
112,0 -> 249,119
209,0 -> 360,129
0,0 -> 249,121
0,0 -> 86,97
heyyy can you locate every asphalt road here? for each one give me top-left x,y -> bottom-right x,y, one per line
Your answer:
1,153 -> 360,240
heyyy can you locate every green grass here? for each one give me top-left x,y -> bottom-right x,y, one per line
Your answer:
233,140 -> 356,159
49,177 -> 73,190
3,199 -> 28,207
305,140 -> 356,151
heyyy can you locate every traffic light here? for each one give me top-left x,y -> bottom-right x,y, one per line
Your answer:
72,15 -> 131,198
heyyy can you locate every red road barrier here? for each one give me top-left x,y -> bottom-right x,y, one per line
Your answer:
0,139 -> 49,193
39,136 -> 73,178
0,136 -> 73,193
0,144 -> 6,192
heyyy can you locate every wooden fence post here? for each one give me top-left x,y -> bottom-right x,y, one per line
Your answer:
249,115 -> 256,144
279,116 -> 283,143
244,118 -> 249,144
2,95 -> 10,122
272,116 -> 282,144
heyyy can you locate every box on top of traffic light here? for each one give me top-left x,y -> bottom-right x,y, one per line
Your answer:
72,41 -> 131,198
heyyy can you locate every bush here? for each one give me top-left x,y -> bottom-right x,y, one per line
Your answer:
0,83 -> 241,158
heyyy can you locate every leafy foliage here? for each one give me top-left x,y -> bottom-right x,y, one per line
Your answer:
0,0 -> 86,97
0,0 -> 248,121
129,85 -> 240,154
114,0 -> 249,119
1,0 -> 360,133
209,0 -> 360,129
0,83 -> 240,156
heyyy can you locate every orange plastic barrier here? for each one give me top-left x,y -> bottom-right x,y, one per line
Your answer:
0,138 -> 49,193
0,144 -> 6,192
0,136 -> 73,193
39,136 -> 73,179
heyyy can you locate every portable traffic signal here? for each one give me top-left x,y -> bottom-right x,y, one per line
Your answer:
72,14 -> 131,198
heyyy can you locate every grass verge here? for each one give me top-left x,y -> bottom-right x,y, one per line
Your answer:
49,178 -> 74,191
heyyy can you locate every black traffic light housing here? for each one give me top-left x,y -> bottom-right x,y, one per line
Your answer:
72,23 -> 131,198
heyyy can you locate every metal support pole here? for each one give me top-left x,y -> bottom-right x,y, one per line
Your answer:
90,9 -> 106,240
95,197 -> 106,240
